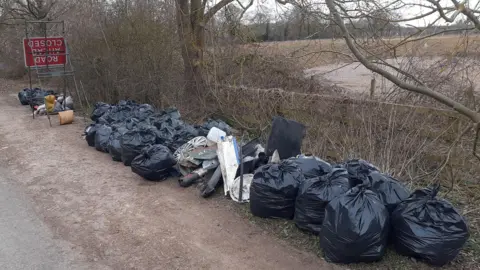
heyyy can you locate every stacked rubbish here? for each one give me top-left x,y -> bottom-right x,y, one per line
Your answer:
18,87 -> 73,114
84,100 -> 252,187
18,87 -> 55,107
249,154 -> 470,266
84,103 -> 470,267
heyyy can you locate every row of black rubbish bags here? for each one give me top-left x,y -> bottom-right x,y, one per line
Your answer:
251,158 -> 470,266
84,100 -> 232,180
84,101 -> 469,267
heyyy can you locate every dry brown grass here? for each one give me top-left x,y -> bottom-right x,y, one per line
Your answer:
205,85 -> 480,268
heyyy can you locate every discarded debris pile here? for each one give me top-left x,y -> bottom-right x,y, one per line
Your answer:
18,87 -> 74,115
83,100 -> 234,182
82,102 -> 470,267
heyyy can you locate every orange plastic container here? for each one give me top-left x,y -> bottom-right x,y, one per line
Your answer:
58,110 -> 74,125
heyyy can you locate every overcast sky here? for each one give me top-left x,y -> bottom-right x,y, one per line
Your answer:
232,0 -> 479,26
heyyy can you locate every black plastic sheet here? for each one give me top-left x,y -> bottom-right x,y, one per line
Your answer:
320,185 -> 389,263
131,144 -> 177,181
391,185 -> 469,266
249,160 -> 305,219
294,168 -> 350,234
266,116 -> 305,160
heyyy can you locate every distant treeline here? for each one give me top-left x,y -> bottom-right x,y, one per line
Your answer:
240,21 -> 473,42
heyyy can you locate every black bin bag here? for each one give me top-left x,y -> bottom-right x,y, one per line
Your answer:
249,160 -> 305,219
18,89 -> 29,105
391,185 -> 469,266
120,127 -> 157,166
94,124 -> 112,153
108,124 -> 128,161
343,159 -> 379,187
368,171 -> 410,213
84,124 -> 97,147
131,145 -> 177,181
320,185 -> 389,263
290,156 -> 332,179
91,102 -> 111,122
294,168 -> 349,234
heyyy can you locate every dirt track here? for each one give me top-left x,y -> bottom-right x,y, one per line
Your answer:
0,79 -> 339,270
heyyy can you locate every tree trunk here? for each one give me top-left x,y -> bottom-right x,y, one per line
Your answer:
180,31 -> 205,96
175,0 -> 206,95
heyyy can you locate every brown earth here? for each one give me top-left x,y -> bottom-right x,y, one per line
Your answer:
0,78 -> 341,270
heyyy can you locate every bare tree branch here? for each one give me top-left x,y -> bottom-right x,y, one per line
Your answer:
451,0 -> 480,30
204,0 -> 234,22
473,123 -> 480,161
325,0 -> 480,123
427,0 -> 462,22
236,0 -> 253,20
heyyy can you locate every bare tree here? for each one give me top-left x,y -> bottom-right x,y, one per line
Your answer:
277,0 -> 480,158
175,0 -> 255,94
1,0 -> 57,20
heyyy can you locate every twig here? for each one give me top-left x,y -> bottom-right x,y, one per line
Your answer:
432,123 -> 472,185
473,123 -> 480,161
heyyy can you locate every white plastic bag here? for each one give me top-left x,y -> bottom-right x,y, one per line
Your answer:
216,136 -> 240,196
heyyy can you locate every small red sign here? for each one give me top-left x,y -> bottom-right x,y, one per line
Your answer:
23,37 -> 67,67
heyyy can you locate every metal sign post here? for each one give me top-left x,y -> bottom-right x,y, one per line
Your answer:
23,20 -> 87,126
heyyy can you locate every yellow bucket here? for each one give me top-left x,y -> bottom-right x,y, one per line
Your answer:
58,110 -> 74,125
45,95 -> 56,113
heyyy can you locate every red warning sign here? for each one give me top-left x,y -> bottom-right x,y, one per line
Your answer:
23,37 -> 67,67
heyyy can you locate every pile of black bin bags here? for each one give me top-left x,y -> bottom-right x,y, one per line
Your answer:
18,87 -> 56,106
249,157 -> 470,266
84,100 -> 231,181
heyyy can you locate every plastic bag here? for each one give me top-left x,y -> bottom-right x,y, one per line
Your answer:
94,124 -> 112,153
294,168 -> 350,234
171,123 -> 199,150
290,155 -> 332,179
343,159 -> 379,187
368,171 -> 410,213
131,144 -> 177,181
108,124 -> 128,161
201,119 -> 232,135
27,88 -> 49,106
320,185 -> 389,263
249,160 -> 305,219
100,105 -> 136,124
391,185 -> 469,266
84,124 -> 97,147
134,104 -> 155,121
120,127 -> 157,166
18,89 -> 29,105
91,102 -> 111,122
